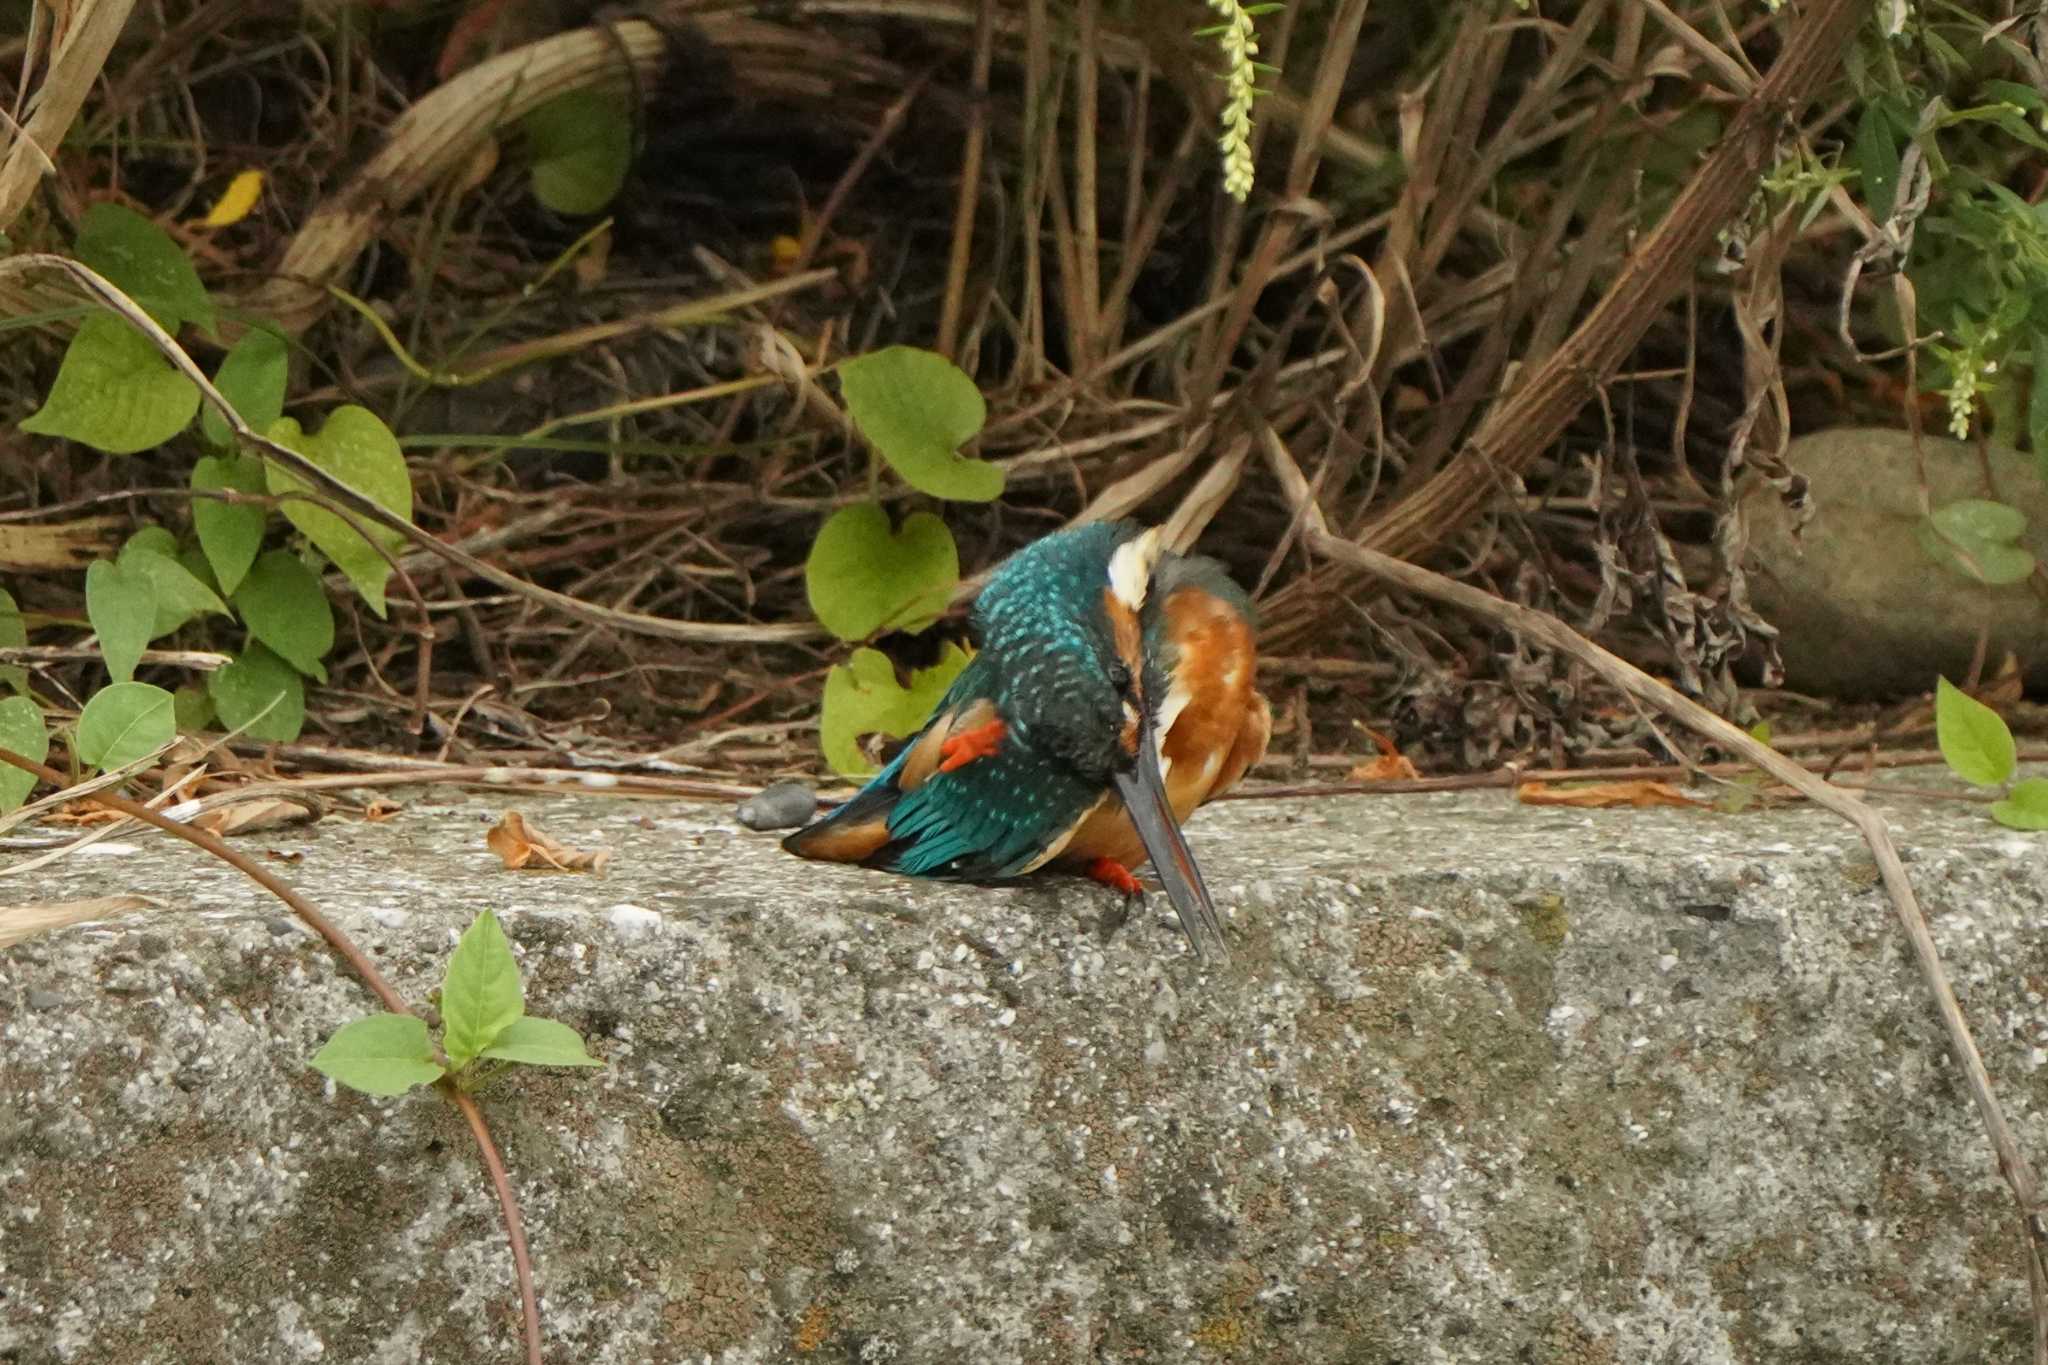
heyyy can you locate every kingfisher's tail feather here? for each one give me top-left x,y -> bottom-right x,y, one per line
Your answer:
781,768 -> 905,865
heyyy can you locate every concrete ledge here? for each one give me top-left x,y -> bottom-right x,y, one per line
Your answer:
3,785 -> 2045,1362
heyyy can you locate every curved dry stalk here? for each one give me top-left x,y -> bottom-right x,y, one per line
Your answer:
0,747 -> 546,1365
1303,530 -> 2048,1361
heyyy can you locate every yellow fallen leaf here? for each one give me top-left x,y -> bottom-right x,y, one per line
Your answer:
198,170 -> 264,228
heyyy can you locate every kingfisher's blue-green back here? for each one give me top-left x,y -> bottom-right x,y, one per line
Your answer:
785,522 -> 1144,881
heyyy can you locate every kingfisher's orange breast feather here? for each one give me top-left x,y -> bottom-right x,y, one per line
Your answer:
1059,585 -> 1271,870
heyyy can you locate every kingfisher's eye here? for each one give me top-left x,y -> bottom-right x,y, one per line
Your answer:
1107,661 -> 1133,694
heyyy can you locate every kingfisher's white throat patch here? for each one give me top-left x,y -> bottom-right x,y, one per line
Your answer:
1106,526 -> 1165,611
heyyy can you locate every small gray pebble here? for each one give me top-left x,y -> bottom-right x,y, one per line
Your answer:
736,780 -> 818,831
25,989 -> 66,1012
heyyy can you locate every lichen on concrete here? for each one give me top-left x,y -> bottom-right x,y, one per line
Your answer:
2,782 -> 2045,1362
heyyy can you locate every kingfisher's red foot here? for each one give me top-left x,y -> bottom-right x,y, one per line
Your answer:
1084,857 -> 1143,897
938,718 -> 1007,773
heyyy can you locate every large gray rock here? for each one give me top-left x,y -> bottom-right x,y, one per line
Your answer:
3,786 -> 2046,1362
1745,427 -> 2048,697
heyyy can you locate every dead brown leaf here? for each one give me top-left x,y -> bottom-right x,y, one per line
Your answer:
190,797 -> 317,837
362,798 -> 405,822
1516,779 -> 1708,810
485,810 -> 612,874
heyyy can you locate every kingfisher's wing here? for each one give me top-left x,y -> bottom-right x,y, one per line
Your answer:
783,663 -> 1102,881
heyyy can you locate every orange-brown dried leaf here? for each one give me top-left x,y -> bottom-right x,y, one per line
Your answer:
1347,725 -> 1420,781
485,810 -> 612,874
1516,780 -> 1707,810
1348,754 -> 1421,781
362,798 -> 404,823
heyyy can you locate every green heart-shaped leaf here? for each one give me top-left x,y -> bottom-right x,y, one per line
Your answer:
207,642 -> 305,743
201,326 -> 289,448
1935,676 -> 2017,787
521,91 -> 631,215
75,202 -> 216,334
1918,499 -> 2035,587
837,347 -> 1002,502
21,315 -> 200,455
85,557 -> 156,683
75,681 -> 175,771
264,407 -> 413,616
805,504 -> 958,641
191,453 -> 268,595
818,642 -> 971,776
232,550 -> 333,681
0,694 -> 49,813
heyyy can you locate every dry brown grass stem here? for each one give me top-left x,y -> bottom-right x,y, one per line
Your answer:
0,0 -> 136,228
1305,530 -> 2048,1361
936,0 -> 996,359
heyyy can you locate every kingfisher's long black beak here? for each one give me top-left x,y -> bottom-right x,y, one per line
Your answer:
1112,717 -> 1229,962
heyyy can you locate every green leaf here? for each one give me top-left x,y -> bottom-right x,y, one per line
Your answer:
1991,777 -> 2048,832
2033,335 -> 2048,488
74,680 -> 175,771
172,682 -> 216,733
441,909 -> 525,1070
480,1015 -> 604,1068
191,453 -> 268,595
311,1013 -> 445,1097
201,326 -> 289,448
207,642 -> 305,743
818,642 -> 971,777
1935,676 -> 2017,787
521,90 -> 632,215
1853,101 -> 1901,222
805,505 -> 958,641
0,587 -> 26,696
1917,499 -> 2036,586
118,535 -> 228,639
0,694 -> 49,813
836,347 -> 1002,502
21,315 -> 200,455
125,525 -> 177,559
232,549 -> 333,681
74,202 -> 216,334
85,557 -> 156,683
264,407 -> 413,616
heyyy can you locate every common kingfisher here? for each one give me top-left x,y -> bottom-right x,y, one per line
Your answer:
783,521 -> 1270,960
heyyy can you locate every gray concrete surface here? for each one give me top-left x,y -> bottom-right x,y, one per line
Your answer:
3,782 -> 2046,1363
